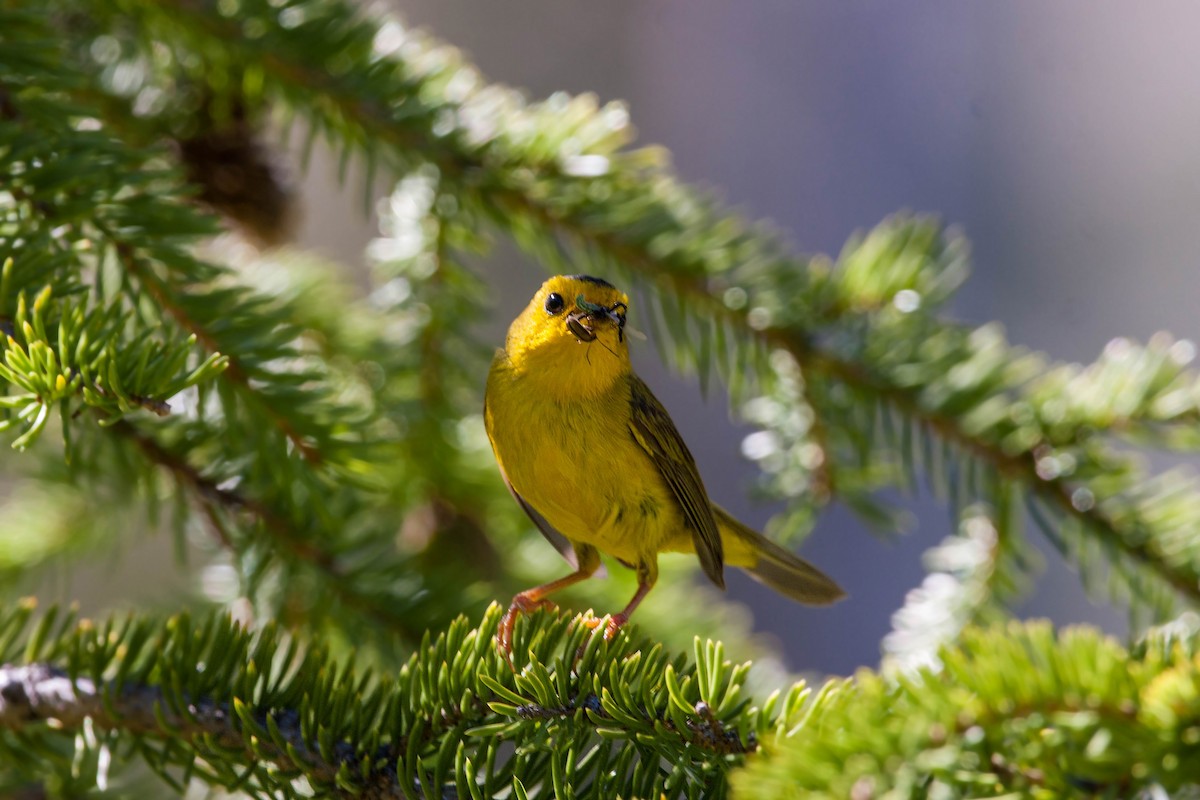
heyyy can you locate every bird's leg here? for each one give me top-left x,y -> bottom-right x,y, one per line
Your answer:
498,546 -> 599,657
584,560 -> 658,640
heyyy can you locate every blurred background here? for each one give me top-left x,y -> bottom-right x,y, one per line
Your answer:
62,2 -> 1200,676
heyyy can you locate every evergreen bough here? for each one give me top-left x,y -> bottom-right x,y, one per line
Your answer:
1,0 -> 1198,796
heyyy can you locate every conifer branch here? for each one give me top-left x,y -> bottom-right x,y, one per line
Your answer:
736,621 -> 1200,796
0,664 -> 382,798
0,603 -> 773,799
1,51 -> 410,635
1,603 -> 1197,799
110,241 -> 324,466
108,418 -> 416,633
110,419 -> 309,554
792,341 -> 1200,602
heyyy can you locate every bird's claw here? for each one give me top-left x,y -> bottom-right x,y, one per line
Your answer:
578,612 -> 629,641
497,594 -> 558,660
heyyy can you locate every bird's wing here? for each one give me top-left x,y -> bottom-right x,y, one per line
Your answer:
627,374 -> 725,588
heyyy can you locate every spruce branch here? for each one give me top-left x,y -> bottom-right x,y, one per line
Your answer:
793,331 -> 1200,604
4,58 -> 375,479
734,620 -> 1200,797
107,417 -> 421,636
1,604 -> 1196,799
0,603 -> 786,800
1,15 -> 430,644
0,664 -> 378,797
0,84 -> 226,446
109,417 -> 323,561
533,197 -> 1200,610
109,239 -> 323,466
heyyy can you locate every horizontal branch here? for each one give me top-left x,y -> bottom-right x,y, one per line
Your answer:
0,658 -> 755,791
0,604 -> 763,800
109,240 -> 323,466
791,342 -> 1200,604
108,419 -> 418,634
0,663 -> 405,799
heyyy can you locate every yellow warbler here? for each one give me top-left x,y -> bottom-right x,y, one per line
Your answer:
485,275 -> 844,652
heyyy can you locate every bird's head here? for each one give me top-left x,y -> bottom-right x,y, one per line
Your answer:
503,275 -> 632,396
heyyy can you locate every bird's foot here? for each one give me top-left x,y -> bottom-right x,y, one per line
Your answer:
497,594 -> 557,659
579,611 -> 630,641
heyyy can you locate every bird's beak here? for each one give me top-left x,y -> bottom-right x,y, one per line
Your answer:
607,302 -> 627,342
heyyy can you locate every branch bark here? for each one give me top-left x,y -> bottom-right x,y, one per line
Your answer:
0,663 -> 405,799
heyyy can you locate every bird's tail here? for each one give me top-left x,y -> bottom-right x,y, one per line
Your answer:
713,505 -> 845,605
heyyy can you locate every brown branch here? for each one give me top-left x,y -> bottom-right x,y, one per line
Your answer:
110,242 -> 324,465
108,419 -> 316,560
108,419 -> 414,632
0,86 -> 18,121
0,663 -> 412,800
0,656 -> 747,798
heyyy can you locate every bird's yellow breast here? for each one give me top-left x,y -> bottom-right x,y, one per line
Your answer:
484,352 -> 689,565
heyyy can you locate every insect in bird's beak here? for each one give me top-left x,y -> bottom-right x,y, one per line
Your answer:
570,295 -> 628,344
565,311 -> 597,342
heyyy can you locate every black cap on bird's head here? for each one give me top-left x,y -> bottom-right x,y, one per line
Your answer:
567,274 -> 615,289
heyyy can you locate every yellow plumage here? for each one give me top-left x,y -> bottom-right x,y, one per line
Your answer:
485,275 -> 843,651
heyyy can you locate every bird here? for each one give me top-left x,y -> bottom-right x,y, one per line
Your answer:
484,274 -> 844,653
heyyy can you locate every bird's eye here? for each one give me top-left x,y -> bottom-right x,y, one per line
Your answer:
544,293 -> 564,314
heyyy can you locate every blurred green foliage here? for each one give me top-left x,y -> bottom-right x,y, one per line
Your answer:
1,0 -> 1199,796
